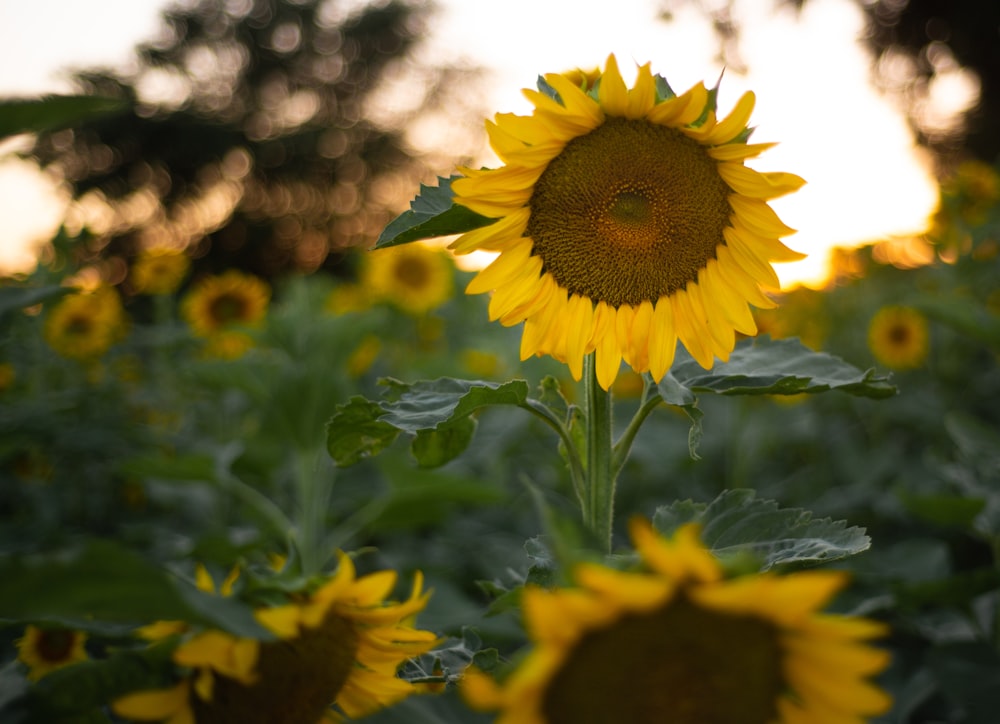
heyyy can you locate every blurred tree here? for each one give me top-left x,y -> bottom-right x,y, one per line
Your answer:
29,0 -> 478,282
657,0 -> 999,167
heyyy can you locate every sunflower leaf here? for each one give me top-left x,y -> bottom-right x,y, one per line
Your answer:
411,416 -> 478,468
0,540 -> 272,638
651,489 -> 871,569
667,336 -> 897,398
376,175 -> 495,248
326,396 -> 401,466
0,96 -> 126,141
0,285 -> 71,319
377,378 -> 530,433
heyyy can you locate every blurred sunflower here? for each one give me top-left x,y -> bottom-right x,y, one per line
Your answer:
868,305 -> 929,370
181,271 -> 270,357
43,285 -> 127,361
114,554 -> 437,724
16,625 -> 88,681
131,246 -> 191,296
463,521 -> 891,723
364,242 -> 454,314
450,55 -> 804,389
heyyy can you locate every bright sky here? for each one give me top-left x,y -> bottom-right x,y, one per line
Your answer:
0,0 -> 950,287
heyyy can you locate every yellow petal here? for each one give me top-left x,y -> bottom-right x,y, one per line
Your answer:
715,245 -> 778,309
592,302 -> 623,390
703,90 -> 756,144
647,297 -> 677,381
598,54 -> 628,116
449,207 -> 530,254
626,62 -> 657,119
728,194 -> 797,238
707,142 -> 777,161
465,240 -> 534,294
565,294 -> 595,381
646,82 -> 708,126
672,287 -> 714,369
112,681 -> 191,721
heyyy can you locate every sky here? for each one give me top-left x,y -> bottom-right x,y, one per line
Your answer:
0,0 -> 951,287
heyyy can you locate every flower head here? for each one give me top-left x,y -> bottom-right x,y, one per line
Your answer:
868,305 -> 929,370
463,521 -> 891,724
113,554 -> 437,724
363,242 -> 454,314
450,55 -> 804,388
43,285 -> 128,361
181,271 -> 270,358
131,246 -> 191,295
16,625 -> 89,681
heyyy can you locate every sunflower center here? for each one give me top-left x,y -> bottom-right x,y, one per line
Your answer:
66,314 -> 94,337
36,629 -> 76,663
888,323 -> 911,346
540,596 -> 784,724
192,612 -> 360,724
208,293 -> 249,326
526,117 -> 732,307
394,257 -> 430,289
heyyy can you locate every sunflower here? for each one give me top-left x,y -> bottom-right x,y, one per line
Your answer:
363,242 -> 454,314
463,520 -> 891,724
113,554 -> 437,724
868,305 -> 929,370
449,55 -> 804,389
181,270 -> 270,336
16,625 -> 89,681
43,285 -> 128,361
131,246 -> 191,296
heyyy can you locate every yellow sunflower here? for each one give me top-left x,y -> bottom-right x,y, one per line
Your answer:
868,305 -> 929,370
113,553 -> 438,724
43,285 -> 128,361
131,246 -> 191,296
16,625 -> 89,681
450,55 -> 804,389
463,520 -> 891,724
181,270 -> 270,336
363,242 -> 454,314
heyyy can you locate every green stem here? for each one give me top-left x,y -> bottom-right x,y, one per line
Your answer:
611,381 -> 663,479
292,446 -> 333,576
519,398 -> 586,507
583,352 -> 614,552
217,469 -> 294,545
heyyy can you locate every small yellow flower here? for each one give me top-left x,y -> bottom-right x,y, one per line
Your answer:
363,242 -> 454,314
16,625 -> 89,681
868,305 -> 929,370
181,271 -> 270,358
462,521 -> 891,724
131,247 -> 191,295
449,54 -> 804,389
43,286 -> 127,361
113,554 -> 438,724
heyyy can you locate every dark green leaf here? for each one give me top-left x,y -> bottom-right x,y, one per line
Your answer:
0,96 -> 126,140
0,541 -> 271,638
926,642 -> 1000,724
652,489 -> 871,569
411,416 -> 478,468
326,396 -> 401,466
0,286 -> 71,319
376,176 -> 495,248
668,337 -> 896,398
378,378 -> 530,433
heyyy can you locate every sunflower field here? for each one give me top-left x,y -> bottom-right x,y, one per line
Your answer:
3,53 -> 1000,724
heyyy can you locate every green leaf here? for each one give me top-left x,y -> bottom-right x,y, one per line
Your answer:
0,286 -> 72,319
376,176 -> 495,248
667,336 -> 896,398
0,540 -> 271,639
0,96 -> 126,140
326,396 -> 401,466
926,642 -> 1000,724
377,378 -> 530,433
411,417 -> 478,468
6,640 -> 178,724
652,489 -> 871,569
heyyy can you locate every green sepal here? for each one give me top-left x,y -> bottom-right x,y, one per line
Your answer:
653,74 -> 676,102
536,75 -> 561,102
375,175 -> 495,248
652,489 -> 871,569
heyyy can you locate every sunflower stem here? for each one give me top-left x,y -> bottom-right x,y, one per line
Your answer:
611,378 -> 663,478
584,352 -> 615,552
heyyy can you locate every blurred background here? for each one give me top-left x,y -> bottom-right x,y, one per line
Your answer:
0,0 -> 992,286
